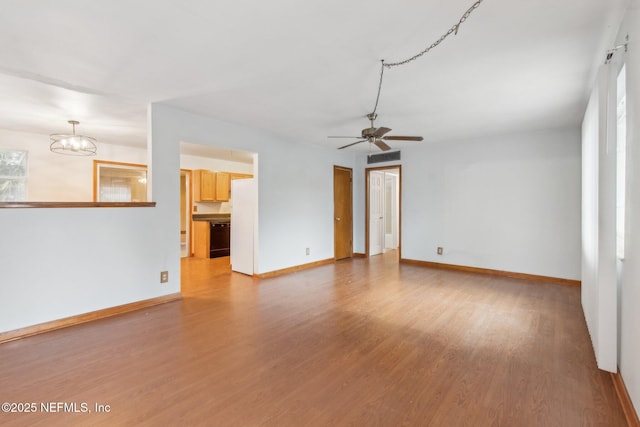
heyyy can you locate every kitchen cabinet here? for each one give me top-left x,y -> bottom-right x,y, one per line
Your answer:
216,172 -> 230,202
194,170 -> 232,202
193,220 -> 210,258
194,169 -> 216,201
194,170 -> 253,202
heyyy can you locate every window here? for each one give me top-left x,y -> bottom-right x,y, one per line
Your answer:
93,160 -> 147,202
616,65 -> 627,259
0,150 -> 28,201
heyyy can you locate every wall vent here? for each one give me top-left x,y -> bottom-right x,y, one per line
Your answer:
367,150 -> 401,164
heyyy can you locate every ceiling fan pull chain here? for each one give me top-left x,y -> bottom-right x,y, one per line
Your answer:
383,0 -> 484,68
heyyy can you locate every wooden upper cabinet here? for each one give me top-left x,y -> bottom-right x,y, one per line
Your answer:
215,172 -> 230,202
194,170 -> 238,202
194,170 -> 216,202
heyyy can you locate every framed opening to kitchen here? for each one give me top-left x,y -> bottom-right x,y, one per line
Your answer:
93,160 -> 148,202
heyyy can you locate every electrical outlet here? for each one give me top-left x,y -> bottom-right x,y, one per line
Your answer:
305,247 -> 310,256
437,247 -> 443,255
160,271 -> 169,283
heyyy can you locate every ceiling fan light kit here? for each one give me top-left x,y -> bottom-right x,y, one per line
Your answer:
329,0 -> 484,151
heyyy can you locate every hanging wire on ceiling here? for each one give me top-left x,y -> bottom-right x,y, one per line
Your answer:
370,0 -> 484,116
371,59 -> 386,117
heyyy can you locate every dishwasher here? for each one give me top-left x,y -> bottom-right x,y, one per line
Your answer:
209,221 -> 231,258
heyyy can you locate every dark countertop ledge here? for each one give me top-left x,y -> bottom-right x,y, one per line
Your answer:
192,213 -> 231,221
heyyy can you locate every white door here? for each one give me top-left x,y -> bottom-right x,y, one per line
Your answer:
369,171 -> 384,256
231,179 -> 255,275
384,173 -> 398,250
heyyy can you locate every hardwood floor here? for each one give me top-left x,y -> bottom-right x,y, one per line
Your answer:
0,252 -> 626,426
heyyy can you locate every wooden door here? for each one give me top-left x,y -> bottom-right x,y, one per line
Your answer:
369,171 -> 384,256
334,166 -> 353,260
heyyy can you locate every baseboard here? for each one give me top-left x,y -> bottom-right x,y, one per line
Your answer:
0,293 -> 182,345
255,258 -> 334,279
611,372 -> 640,427
399,258 -> 581,286
353,253 -> 366,258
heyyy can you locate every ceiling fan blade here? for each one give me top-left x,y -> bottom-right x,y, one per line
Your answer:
338,140 -> 367,149
382,136 -> 424,141
373,127 -> 392,138
374,140 -> 392,151
328,136 -> 362,139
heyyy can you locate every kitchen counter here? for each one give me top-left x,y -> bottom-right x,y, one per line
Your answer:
192,213 -> 230,222
193,213 -> 231,258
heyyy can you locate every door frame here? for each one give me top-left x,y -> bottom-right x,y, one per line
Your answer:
365,165 -> 402,258
333,165 -> 353,260
180,169 -> 193,257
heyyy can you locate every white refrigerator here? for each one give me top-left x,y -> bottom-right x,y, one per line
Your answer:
230,178 -> 256,275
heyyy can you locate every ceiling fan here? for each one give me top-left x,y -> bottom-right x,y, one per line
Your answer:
329,113 -> 423,151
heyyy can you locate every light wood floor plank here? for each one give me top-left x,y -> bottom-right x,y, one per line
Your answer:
0,252 -> 626,426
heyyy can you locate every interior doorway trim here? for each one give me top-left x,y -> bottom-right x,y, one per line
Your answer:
365,165 -> 402,258
181,169 -> 193,258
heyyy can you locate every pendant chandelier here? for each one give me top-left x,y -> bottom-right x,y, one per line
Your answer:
50,120 -> 97,156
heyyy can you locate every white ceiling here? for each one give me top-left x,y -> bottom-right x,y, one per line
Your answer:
0,0 -> 628,153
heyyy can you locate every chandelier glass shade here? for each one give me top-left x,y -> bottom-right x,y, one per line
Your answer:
50,120 -> 97,156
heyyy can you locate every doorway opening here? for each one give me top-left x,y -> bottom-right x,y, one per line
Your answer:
366,165 -> 401,259
179,142 -> 257,292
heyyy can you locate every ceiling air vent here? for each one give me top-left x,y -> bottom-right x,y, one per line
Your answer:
367,150 -> 401,164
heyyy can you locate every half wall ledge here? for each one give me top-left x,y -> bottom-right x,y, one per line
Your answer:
0,202 -> 156,208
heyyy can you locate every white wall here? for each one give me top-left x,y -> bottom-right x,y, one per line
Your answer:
582,67 -> 619,373
582,77 -> 604,370
581,2 -> 640,415
0,129 -> 182,332
0,104 -> 354,333
0,128 -> 146,201
355,128 -> 582,280
581,0 -> 640,414
614,0 -> 640,414
0,204 -> 178,332
151,104 -> 354,274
